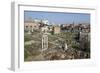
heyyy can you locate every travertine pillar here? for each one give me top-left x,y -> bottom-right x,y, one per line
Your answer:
42,33 -> 48,51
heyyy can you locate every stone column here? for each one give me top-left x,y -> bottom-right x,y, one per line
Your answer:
64,43 -> 68,50
28,26 -> 31,34
42,33 -> 48,51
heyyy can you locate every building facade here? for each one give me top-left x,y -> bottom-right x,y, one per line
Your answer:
24,21 -> 40,32
53,25 -> 61,34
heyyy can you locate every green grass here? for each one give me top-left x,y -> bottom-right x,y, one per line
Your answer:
24,29 -> 90,61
